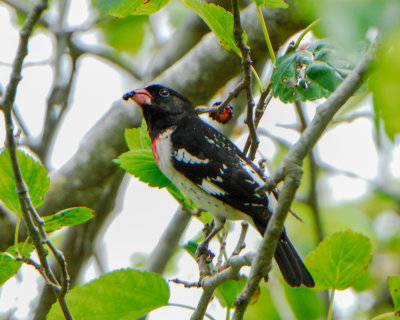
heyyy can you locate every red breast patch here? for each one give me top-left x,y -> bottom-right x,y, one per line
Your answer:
151,138 -> 160,168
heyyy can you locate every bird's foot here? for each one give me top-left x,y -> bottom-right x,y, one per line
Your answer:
196,245 -> 215,264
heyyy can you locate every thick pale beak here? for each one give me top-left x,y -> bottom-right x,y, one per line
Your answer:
122,88 -> 152,107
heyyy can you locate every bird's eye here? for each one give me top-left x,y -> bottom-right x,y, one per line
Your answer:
159,89 -> 170,97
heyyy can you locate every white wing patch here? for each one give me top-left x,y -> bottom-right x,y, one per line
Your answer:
205,136 -> 216,145
200,178 -> 226,196
174,148 -> 210,164
212,176 -> 223,183
235,155 -> 265,186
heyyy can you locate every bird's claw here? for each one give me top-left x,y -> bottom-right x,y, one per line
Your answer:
196,245 -> 215,264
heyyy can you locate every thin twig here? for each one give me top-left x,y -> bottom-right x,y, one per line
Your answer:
0,0 -> 73,318
243,84 -> 273,157
191,252 -> 255,320
231,0 -> 258,161
169,278 -> 201,288
294,101 -> 324,242
196,223 -> 214,279
196,82 -> 245,115
12,106 -> 31,138
215,229 -> 228,272
231,222 -> 248,256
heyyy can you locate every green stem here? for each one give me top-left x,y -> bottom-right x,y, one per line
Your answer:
226,307 -> 230,320
251,65 -> 262,90
256,4 -> 275,62
167,303 -> 216,320
327,289 -> 335,320
14,214 -> 22,254
294,19 -> 320,50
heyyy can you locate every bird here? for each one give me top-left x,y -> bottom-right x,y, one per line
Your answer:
123,84 -> 315,288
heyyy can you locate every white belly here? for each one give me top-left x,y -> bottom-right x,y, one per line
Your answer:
152,129 -> 252,225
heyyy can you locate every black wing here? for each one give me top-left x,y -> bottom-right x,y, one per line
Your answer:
171,117 -> 315,288
170,117 -> 272,222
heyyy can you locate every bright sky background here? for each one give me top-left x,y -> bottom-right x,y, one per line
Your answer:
0,1 -> 396,319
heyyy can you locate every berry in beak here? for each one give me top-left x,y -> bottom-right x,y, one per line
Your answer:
122,88 -> 152,107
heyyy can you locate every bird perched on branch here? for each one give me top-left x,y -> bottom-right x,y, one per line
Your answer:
123,84 -> 314,288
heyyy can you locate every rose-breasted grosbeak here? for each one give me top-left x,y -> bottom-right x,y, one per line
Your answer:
123,84 -> 314,288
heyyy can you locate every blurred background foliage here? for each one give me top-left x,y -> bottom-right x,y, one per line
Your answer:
0,0 -> 400,318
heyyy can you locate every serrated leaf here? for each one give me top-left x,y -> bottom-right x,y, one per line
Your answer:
215,277 -> 248,308
96,0 -> 169,17
119,126 -> 194,208
0,149 -> 50,214
139,121 -> 151,150
254,0 -> 288,8
47,268 -> 169,320
0,243 -> 34,287
125,128 -> 142,151
43,207 -> 94,233
388,275 -> 400,315
183,0 -> 244,55
125,122 -> 151,151
305,230 -> 372,290
271,40 -> 361,103
116,150 -> 172,188
101,15 -> 149,53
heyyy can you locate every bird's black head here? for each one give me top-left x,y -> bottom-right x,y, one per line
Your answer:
123,84 -> 197,139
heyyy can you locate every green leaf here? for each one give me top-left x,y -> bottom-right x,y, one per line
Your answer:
388,275 -> 400,316
47,268 -> 169,320
101,15 -> 149,53
0,243 -> 34,287
351,270 -> 376,292
183,0 -> 244,55
139,121 -> 151,150
271,40 -> 361,103
254,0 -> 288,8
43,207 -> 94,233
215,277 -> 247,308
0,149 -> 50,214
125,128 -> 142,151
305,230 -> 372,290
166,183 -> 195,208
95,0 -> 169,17
116,150 -> 172,188
284,285 -> 325,320
118,126 -> 195,208
371,29 -> 400,141
245,284 -> 280,319
125,121 -> 151,151
181,241 -> 198,260
298,0 -> 400,48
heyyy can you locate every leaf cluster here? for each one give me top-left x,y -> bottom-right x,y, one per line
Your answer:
0,149 -> 94,287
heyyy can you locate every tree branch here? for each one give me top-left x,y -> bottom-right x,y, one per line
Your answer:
190,252 -> 255,320
154,4 -> 307,105
233,43 -> 375,319
294,101 -> 324,243
231,0 -> 258,161
0,4 -> 308,317
0,0 -> 73,318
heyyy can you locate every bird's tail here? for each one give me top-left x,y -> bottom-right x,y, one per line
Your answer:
274,233 -> 314,288
253,218 -> 314,287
